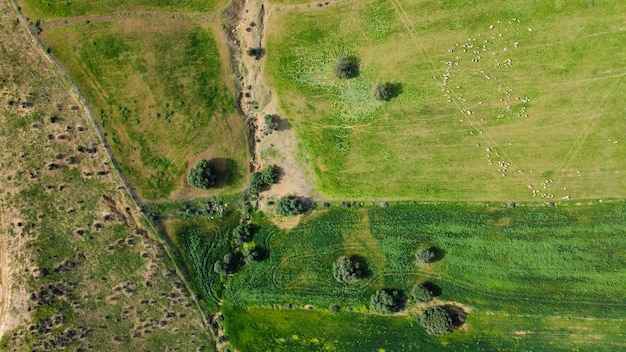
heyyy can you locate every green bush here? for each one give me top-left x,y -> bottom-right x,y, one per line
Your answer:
232,224 -> 252,247
416,248 -> 435,265
276,196 -> 307,216
373,82 -> 394,101
264,115 -> 276,135
187,159 -> 216,189
370,289 -> 400,315
248,165 -> 278,194
333,256 -> 363,284
243,246 -> 260,264
334,56 -> 359,79
419,307 -> 453,336
411,284 -> 433,303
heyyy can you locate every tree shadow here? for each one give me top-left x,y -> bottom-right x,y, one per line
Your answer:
273,116 -> 292,131
387,83 -> 403,100
349,255 -> 372,279
443,304 -> 468,329
430,246 -> 446,262
422,282 -> 442,297
209,158 -> 240,188
255,246 -> 269,262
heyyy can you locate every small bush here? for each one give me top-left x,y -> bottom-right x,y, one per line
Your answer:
264,115 -> 275,135
232,224 -> 252,247
373,82 -> 394,101
370,289 -> 400,315
248,165 -> 278,194
260,165 -> 278,184
334,56 -> 359,79
243,246 -> 260,264
276,196 -> 307,216
187,159 -> 216,189
246,47 -> 264,60
419,307 -> 453,335
333,256 -> 362,284
411,284 -> 433,303
416,248 -> 435,265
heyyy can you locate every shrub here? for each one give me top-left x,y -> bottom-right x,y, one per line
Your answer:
248,165 -> 278,194
334,56 -> 359,79
333,256 -> 362,284
232,224 -> 252,247
260,165 -> 278,184
243,246 -> 260,264
370,289 -> 400,315
276,196 -> 307,216
411,284 -> 433,303
419,307 -> 453,335
416,248 -> 435,265
264,115 -> 275,135
187,159 -> 216,189
373,82 -> 394,101
246,47 -> 263,60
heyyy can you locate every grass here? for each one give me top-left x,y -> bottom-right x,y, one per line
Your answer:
223,306 -> 625,352
266,0 -> 626,200
0,4 -> 214,349
40,18 -> 248,200
17,0 -> 228,20
222,203 -> 626,349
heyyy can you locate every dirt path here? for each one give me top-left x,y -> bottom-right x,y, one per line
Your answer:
231,0 -> 318,206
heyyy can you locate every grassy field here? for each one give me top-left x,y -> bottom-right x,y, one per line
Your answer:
0,2 -> 214,348
224,306 -> 625,352
16,0 -> 228,20
222,203 -> 626,349
266,0 -> 626,201
40,18 -> 248,200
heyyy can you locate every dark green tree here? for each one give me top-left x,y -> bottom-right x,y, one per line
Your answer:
333,256 -> 362,284
248,172 -> 265,194
243,246 -> 260,264
373,82 -> 394,101
187,159 -> 216,189
264,115 -> 276,135
370,289 -> 400,315
419,307 -> 453,336
416,248 -> 435,265
232,224 -> 252,247
276,196 -> 307,216
260,165 -> 278,184
411,284 -> 433,303
334,56 -> 359,79
213,261 -> 227,275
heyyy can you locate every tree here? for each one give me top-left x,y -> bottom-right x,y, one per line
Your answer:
260,165 -> 278,185
276,196 -> 307,216
213,261 -> 227,275
419,307 -> 453,336
373,82 -> 394,101
416,248 -> 435,265
232,224 -> 252,247
334,56 -> 359,79
370,289 -> 400,315
333,256 -> 362,284
248,172 -> 265,194
243,246 -> 260,264
411,284 -> 433,303
187,159 -> 216,189
264,115 -> 276,135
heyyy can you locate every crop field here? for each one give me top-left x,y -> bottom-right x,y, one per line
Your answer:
39,17 -> 247,199
266,0 -> 626,201
223,203 -> 626,350
0,2 -> 213,348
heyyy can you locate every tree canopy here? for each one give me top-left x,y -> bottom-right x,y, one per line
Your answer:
411,284 -> 433,303
276,196 -> 307,216
187,159 -> 216,189
370,289 -> 400,315
416,248 -> 435,265
333,256 -> 363,284
334,56 -> 359,79
419,307 -> 453,335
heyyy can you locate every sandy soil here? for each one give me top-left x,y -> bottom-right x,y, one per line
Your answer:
232,0 -> 319,209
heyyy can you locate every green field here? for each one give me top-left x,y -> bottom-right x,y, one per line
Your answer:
16,0 -> 227,20
266,0 -> 626,200
40,18 -> 247,199
222,203 -> 626,350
